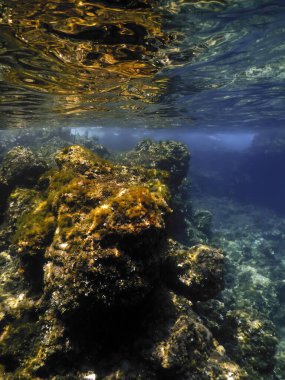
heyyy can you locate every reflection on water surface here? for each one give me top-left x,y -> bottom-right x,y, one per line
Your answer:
0,0 -> 170,123
0,0 -> 234,127
1,0 -> 284,128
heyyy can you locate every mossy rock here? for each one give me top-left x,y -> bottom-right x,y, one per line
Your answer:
139,289 -> 246,379
0,142 -> 258,379
223,309 -> 278,375
14,145 -> 171,320
0,146 -> 47,188
164,241 -> 224,301
118,139 -> 190,187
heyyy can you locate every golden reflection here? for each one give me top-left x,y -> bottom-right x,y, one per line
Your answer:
0,0 -> 230,116
1,0 -> 168,108
164,0 -> 228,14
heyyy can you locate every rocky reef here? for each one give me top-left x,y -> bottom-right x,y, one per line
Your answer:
194,195 -> 284,380
0,133 -> 277,379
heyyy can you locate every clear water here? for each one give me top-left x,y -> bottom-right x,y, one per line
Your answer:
0,0 -> 285,379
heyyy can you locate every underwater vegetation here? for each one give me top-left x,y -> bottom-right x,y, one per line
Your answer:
0,130 -> 279,379
0,0 -> 284,378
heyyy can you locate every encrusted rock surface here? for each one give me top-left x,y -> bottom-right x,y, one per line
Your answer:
0,146 -> 47,188
0,146 -> 47,218
118,139 -> 190,186
0,137 -> 276,379
164,241 -> 224,301
194,196 -> 281,380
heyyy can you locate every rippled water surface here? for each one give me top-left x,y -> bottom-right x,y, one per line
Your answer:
0,0 -> 284,128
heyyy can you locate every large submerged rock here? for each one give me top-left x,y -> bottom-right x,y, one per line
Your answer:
17,145 -> 170,318
0,140 -> 272,379
164,241 -> 224,301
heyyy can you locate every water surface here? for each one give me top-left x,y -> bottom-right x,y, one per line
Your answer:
0,0 -> 284,129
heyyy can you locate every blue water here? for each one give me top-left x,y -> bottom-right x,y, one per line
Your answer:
0,0 -> 285,378
160,0 -> 285,129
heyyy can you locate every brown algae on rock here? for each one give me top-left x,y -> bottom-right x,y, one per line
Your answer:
164,241 -> 224,301
0,140 -> 272,379
14,146 -> 170,314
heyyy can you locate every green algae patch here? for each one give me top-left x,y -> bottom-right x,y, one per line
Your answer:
15,199 -> 56,255
87,185 -> 170,238
55,145 -> 114,174
2,144 -> 175,377
14,145 -> 171,250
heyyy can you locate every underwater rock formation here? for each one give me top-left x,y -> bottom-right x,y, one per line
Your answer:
223,309 -> 277,374
193,196 -> 281,380
164,241 -> 224,301
0,128 -> 110,167
0,146 -> 46,218
18,145 -> 170,317
0,146 -> 46,188
118,139 -> 190,187
117,139 -> 207,246
0,138 -> 275,379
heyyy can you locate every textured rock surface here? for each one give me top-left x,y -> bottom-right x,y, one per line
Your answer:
194,196 -> 281,380
118,139 -> 190,186
0,146 -> 47,188
0,145 -> 47,223
15,146 -> 170,311
164,241 -> 224,301
223,309 -> 277,373
0,139 -> 273,380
